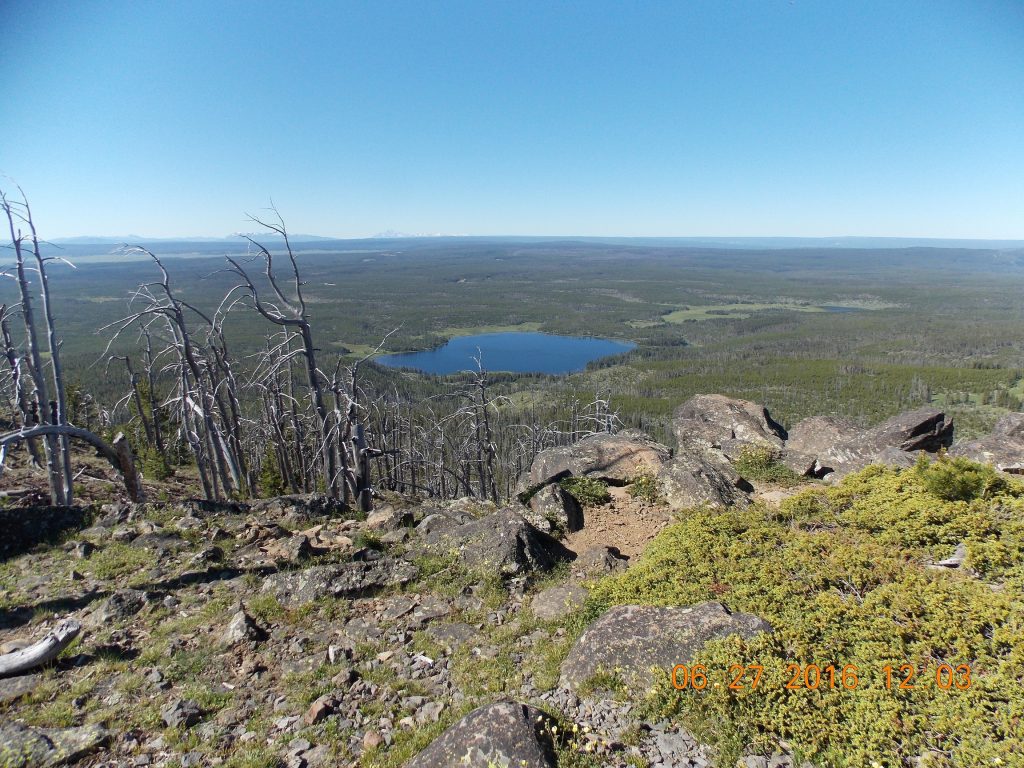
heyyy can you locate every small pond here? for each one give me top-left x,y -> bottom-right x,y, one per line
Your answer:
375,332 -> 636,375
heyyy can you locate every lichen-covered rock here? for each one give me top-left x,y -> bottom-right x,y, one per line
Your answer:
785,415 -> 860,459
0,722 -> 108,767
950,413 -> 1024,473
528,483 -> 584,534
571,545 -> 630,578
560,602 -> 771,690
86,588 -> 148,627
520,431 -> 671,492
817,407 -> 954,478
531,584 -> 589,621
657,450 -> 749,511
421,508 -> 573,576
261,559 -> 418,607
672,394 -> 786,450
406,700 -> 558,768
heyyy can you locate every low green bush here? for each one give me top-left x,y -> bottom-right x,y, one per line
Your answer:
587,460 -> 1024,767
627,471 -> 660,503
733,443 -> 803,486
916,452 -> 1007,501
560,476 -> 611,506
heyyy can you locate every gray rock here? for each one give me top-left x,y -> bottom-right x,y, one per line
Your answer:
261,559 -> 419,607
560,602 -> 771,690
520,431 -> 671,493
934,542 -> 968,568
87,588 -> 147,626
406,700 -> 558,768
870,446 -> 919,470
672,394 -> 786,450
816,407 -> 954,478
425,622 -> 478,651
129,530 -> 187,555
992,413 -> 1024,440
248,493 -> 349,520
528,484 -> 584,534
365,507 -> 413,531
785,415 -> 860,460
161,698 -> 203,729
416,509 -> 474,537
0,722 -> 108,767
657,450 -> 749,511
571,545 -> 630,578
0,673 -> 42,704
531,585 -> 589,621
861,407 -> 953,453
421,508 -> 573,577
950,424 -> 1024,474
221,609 -> 264,646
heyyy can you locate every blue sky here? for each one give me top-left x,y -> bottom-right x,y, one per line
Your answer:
1,0 -> 1022,238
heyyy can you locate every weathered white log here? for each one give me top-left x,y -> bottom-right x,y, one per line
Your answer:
0,618 -> 80,678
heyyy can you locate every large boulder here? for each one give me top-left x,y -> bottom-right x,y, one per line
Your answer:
421,508 -> 574,576
560,602 -> 771,690
785,416 -> 860,462
407,700 -> 558,768
816,407 -> 954,478
261,559 -> 418,607
672,394 -> 786,451
858,406 -> 954,454
657,448 -> 750,511
949,413 -> 1024,474
993,412 -> 1024,440
520,431 -> 670,492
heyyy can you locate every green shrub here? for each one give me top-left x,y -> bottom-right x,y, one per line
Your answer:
627,471 -> 660,503
587,460 -> 1024,767
916,453 -> 1006,501
733,443 -> 803,486
559,476 -> 611,506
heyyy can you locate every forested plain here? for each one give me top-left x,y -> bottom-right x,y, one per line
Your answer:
21,237 -> 1024,453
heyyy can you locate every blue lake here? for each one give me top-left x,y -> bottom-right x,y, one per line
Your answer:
375,332 -> 637,375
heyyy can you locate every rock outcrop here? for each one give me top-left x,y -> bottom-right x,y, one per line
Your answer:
406,700 -> 558,768
421,508 -> 574,576
949,413 -> 1024,474
672,394 -> 787,450
261,559 -> 419,607
775,406 -> 955,479
657,449 -> 750,510
519,431 -> 671,492
560,602 -> 772,690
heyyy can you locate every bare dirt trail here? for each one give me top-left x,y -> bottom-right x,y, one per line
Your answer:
563,485 -> 674,561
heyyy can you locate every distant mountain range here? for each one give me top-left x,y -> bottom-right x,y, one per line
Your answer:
50,233 -> 338,245
48,234 -> 1024,250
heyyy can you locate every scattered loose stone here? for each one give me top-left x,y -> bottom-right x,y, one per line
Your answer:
161,698 -> 203,729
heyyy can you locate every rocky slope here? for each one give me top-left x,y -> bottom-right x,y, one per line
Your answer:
1,395 -> 1017,768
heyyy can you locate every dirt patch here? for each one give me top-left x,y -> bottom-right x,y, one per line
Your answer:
563,485 -> 673,561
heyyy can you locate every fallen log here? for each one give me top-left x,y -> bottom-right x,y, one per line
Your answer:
0,426 -> 144,501
0,618 -> 81,678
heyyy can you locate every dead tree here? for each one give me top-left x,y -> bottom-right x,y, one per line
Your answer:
226,208 -> 348,501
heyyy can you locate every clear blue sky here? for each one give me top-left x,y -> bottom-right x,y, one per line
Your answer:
2,0 -> 1022,238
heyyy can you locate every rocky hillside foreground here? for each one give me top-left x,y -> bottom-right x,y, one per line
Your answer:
2,395 -> 1023,768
